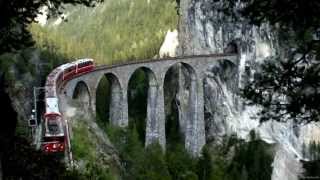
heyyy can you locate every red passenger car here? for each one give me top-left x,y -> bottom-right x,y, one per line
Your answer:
42,58 -> 95,154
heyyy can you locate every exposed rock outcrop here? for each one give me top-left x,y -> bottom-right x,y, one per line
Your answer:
177,0 -> 320,179
159,29 -> 179,58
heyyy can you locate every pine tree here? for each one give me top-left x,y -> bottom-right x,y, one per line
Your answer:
197,146 -> 214,180
223,0 -> 320,124
0,0 -> 103,54
136,143 -> 171,180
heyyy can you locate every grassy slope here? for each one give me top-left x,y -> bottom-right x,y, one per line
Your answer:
31,0 -> 178,65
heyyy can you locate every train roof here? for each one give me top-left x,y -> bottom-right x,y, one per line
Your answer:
74,58 -> 94,64
44,58 -> 95,99
45,97 -> 60,114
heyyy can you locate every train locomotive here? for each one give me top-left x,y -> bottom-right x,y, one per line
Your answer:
42,59 -> 94,153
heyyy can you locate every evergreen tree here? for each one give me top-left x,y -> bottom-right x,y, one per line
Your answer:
197,146 -> 214,180
224,132 -> 273,180
166,144 -> 198,180
0,0 -> 103,55
137,143 -> 171,180
122,127 -> 144,179
222,0 -> 320,123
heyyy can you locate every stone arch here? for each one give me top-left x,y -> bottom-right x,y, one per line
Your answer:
163,62 -> 200,153
224,39 -> 240,54
96,73 -> 124,126
127,66 -> 159,145
128,66 -> 158,87
72,81 -> 91,108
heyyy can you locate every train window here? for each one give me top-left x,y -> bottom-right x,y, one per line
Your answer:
48,120 -> 59,133
78,61 -> 92,68
66,67 -> 74,72
46,116 -> 63,135
79,62 -> 86,68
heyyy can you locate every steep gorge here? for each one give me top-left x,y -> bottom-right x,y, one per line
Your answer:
176,0 -> 320,179
2,0 -> 319,179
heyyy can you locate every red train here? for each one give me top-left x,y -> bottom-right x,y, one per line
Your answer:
42,59 -> 94,153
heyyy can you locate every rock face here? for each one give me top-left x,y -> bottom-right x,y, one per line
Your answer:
177,0 -> 320,179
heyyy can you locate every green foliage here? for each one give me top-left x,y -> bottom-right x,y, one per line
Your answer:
128,69 -> 149,143
82,162 -> 116,180
72,122 -> 96,160
136,143 -> 171,180
96,68 -> 153,145
166,144 -> 198,180
0,46 -> 67,89
96,75 -> 111,124
104,123 -> 274,180
97,76 -> 273,180
71,120 -> 117,179
0,49 -> 36,76
242,55 -> 320,123
221,0 -> 320,123
30,0 -> 178,64
226,132 -> 273,180
197,146 -> 215,180
2,136 -> 85,179
195,133 -> 273,180
0,0 -> 103,54
104,126 -> 144,179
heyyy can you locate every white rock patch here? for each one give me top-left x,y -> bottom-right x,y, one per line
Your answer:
159,29 -> 179,58
35,6 -> 48,26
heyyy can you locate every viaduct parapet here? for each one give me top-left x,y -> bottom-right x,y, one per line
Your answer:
62,54 -> 238,155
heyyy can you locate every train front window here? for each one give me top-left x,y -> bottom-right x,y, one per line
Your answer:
48,120 -> 59,133
46,116 -> 63,135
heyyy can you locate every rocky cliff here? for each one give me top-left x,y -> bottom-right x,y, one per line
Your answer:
175,0 -> 320,179
0,49 -> 44,137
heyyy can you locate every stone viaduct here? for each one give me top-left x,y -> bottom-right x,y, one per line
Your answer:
63,54 -> 238,155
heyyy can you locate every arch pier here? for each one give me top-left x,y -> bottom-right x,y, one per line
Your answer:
63,54 -> 238,156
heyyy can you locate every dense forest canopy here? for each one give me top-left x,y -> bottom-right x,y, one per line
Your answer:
1,0 -> 320,179
0,0 -> 103,179
0,0 -> 103,55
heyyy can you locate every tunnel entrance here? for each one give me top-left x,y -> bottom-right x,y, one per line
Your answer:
128,67 -> 157,144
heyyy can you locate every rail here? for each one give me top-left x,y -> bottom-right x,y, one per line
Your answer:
58,53 -> 238,92
94,53 -> 238,71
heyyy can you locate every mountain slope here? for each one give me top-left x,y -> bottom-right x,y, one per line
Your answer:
31,0 -> 178,64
